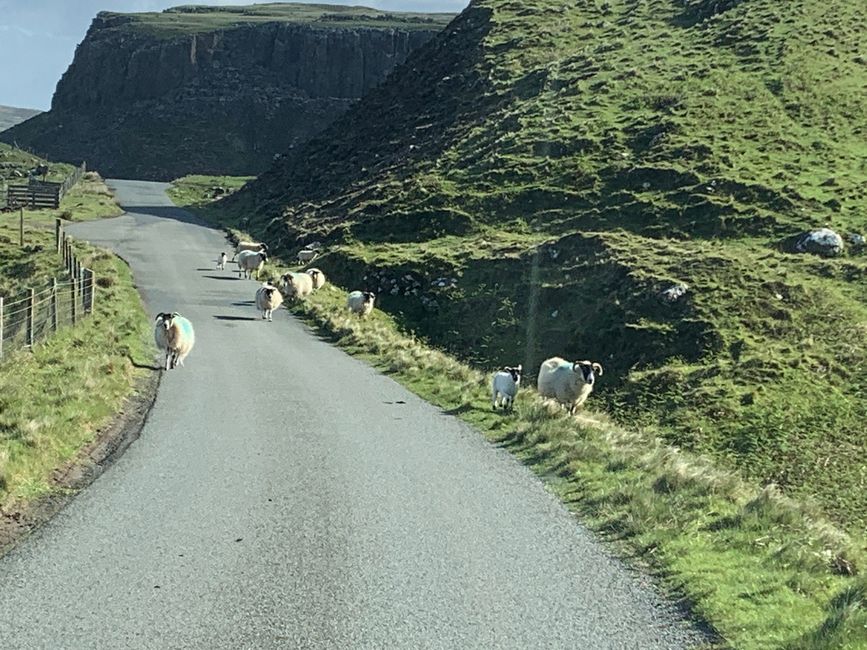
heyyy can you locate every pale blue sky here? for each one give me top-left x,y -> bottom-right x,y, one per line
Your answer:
0,0 -> 468,110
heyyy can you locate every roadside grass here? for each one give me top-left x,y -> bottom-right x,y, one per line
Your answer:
171,176 -> 867,648
0,175 -> 151,510
286,284 -> 867,650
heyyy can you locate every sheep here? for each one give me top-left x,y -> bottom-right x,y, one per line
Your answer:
154,312 -> 196,371
492,365 -> 522,410
537,357 -> 604,414
236,250 -> 268,279
280,272 -> 314,300
255,282 -> 283,321
296,249 -> 318,264
234,241 -> 268,259
306,268 -> 327,290
347,290 -> 375,318
217,252 -> 228,270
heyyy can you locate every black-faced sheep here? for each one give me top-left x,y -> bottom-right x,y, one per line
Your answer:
217,252 -> 228,270
281,272 -> 314,300
255,283 -> 283,321
154,312 -> 196,370
306,268 -> 327,290
347,290 -> 375,318
236,250 -> 268,279
537,357 -> 603,414
234,242 -> 268,259
296,249 -> 318,264
492,365 -> 522,410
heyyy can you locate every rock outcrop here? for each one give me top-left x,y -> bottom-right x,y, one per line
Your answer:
0,4 -> 451,179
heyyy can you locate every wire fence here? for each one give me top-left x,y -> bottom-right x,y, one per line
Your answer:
0,218 -> 96,362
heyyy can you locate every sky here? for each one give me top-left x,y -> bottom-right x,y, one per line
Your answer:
0,0 -> 468,110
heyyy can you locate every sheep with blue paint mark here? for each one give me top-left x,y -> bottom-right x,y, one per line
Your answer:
537,357 -> 603,414
154,312 -> 196,370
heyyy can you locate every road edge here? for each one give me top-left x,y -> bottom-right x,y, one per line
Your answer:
0,366 -> 162,559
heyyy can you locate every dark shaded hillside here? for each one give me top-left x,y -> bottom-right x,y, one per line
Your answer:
0,4 -> 452,180
226,0 -> 867,528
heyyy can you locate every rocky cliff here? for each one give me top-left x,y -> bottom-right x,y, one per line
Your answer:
0,4 -> 451,180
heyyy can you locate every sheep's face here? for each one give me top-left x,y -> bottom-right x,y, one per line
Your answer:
572,360 -> 603,386
259,252 -> 268,262
308,270 -> 320,281
504,365 -> 522,384
262,287 -> 275,299
362,291 -> 375,304
155,312 -> 176,331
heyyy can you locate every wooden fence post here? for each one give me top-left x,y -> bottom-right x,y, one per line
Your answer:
26,288 -> 35,347
70,275 -> 77,325
83,269 -> 94,315
0,297 -> 4,361
51,278 -> 58,332
19,207 -> 24,247
55,218 -> 62,252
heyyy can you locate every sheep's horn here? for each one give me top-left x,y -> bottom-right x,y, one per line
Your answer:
592,362 -> 604,376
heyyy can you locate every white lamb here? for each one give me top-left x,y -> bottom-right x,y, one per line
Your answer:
306,268 -> 327,290
281,272 -> 314,300
236,250 -> 268,279
492,365 -> 522,410
347,290 -> 375,318
537,357 -> 603,414
154,312 -> 196,371
217,252 -> 228,270
255,282 -> 283,321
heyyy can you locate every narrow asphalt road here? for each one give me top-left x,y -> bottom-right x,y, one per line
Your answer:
0,181 -> 706,648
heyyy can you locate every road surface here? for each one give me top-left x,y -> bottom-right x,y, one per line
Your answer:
0,180 -> 707,648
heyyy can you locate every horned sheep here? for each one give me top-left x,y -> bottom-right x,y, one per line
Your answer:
492,365 -> 522,410
281,272 -> 314,300
537,357 -> 603,414
255,282 -> 283,321
236,250 -> 268,279
347,290 -> 375,318
306,268 -> 327,290
154,312 -> 196,371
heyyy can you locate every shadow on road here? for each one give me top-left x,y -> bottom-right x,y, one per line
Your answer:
202,275 -> 241,281
213,315 -> 257,322
119,205 -> 206,226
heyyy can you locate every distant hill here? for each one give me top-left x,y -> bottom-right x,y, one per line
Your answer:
0,106 -> 41,133
228,0 -> 867,528
0,3 -> 453,180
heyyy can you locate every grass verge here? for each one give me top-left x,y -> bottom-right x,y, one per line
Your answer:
0,175 -> 152,518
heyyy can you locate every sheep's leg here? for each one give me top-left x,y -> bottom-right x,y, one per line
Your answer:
164,352 -> 171,371
492,390 -> 498,410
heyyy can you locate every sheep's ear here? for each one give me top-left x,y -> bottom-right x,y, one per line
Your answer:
572,361 -> 581,373
154,313 -> 163,322
592,362 -> 604,376
516,365 -> 522,372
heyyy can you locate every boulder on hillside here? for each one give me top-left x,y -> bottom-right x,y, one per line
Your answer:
793,228 -> 844,257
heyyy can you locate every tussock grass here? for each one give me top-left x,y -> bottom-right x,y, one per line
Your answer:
280,284 -> 866,649
0,177 -> 150,508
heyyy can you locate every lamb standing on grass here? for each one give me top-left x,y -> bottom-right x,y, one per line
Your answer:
492,365 -> 522,410
537,357 -> 603,414
347,291 -> 375,318
306,268 -> 327,290
236,250 -> 268,279
297,249 -> 318,264
281,272 -> 314,300
154,312 -> 196,371
217,252 -> 228,270
255,282 -> 283,321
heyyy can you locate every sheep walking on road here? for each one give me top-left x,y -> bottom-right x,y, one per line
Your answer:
256,282 -> 283,321
237,250 -> 268,280
154,312 -> 196,371
537,357 -> 603,414
347,291 -> 375,318
281,272 -> 314,300
217,252 -> 228,270
306,268 -> 327,290
492,365 -> 522,410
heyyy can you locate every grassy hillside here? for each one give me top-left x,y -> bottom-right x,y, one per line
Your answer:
224,0 -> 867,536
0,106 -> 41,133
103,3 -> 454,37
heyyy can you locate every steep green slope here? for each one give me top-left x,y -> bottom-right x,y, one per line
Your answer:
227,0 -> 867,531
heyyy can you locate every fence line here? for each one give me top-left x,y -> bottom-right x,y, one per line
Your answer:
0,218 -> 96,362
4,162 -> 87,210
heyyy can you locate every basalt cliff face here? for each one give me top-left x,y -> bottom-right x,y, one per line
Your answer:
1,5 -> 451,180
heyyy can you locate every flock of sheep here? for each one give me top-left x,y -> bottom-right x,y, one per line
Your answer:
155,241 -> 605,414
